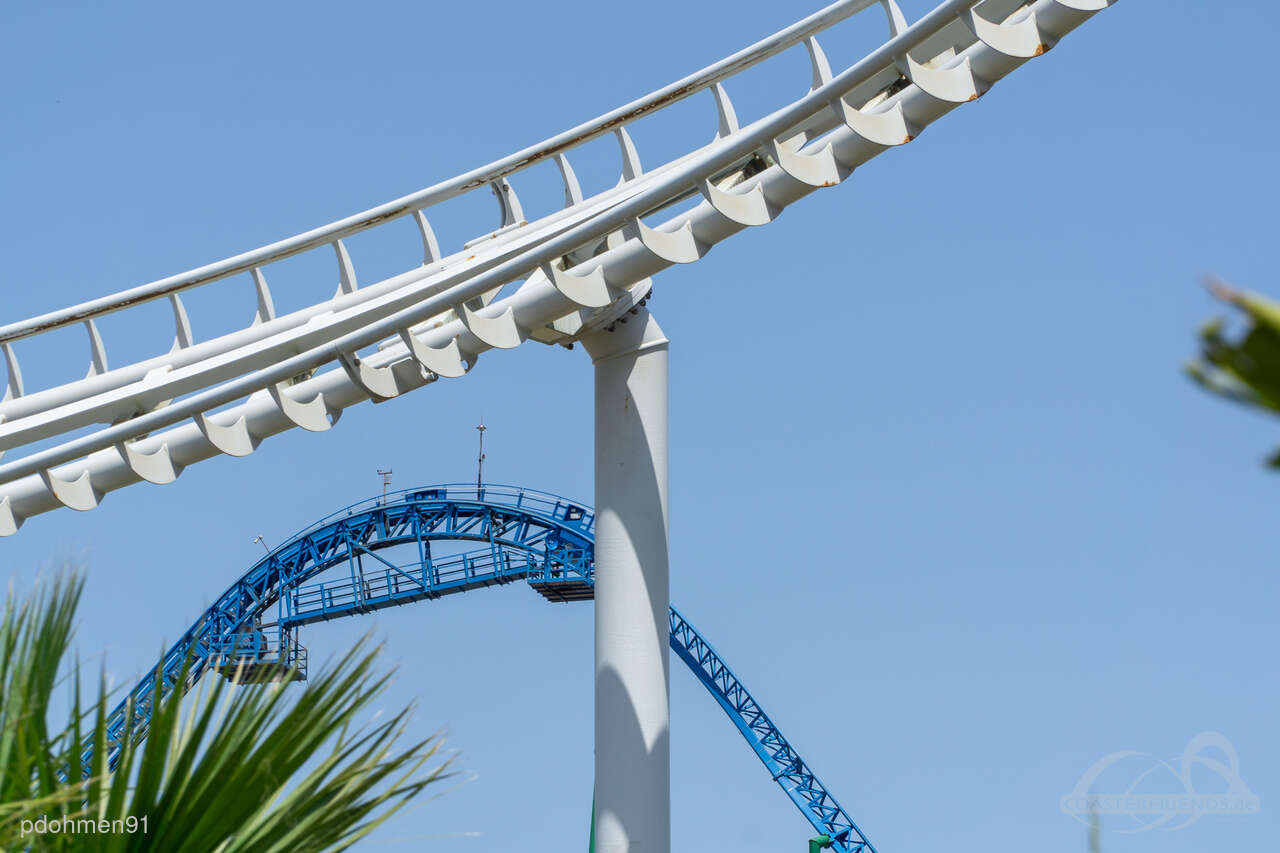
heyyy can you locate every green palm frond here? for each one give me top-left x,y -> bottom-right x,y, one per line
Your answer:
0,571 -> 453,851
1188,278 -> 1280,465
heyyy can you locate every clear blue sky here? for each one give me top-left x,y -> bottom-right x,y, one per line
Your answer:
2,1 -> 1277,850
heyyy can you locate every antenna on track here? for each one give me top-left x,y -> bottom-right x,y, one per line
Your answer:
377,468 -> 393,499
476,419 -> 487,489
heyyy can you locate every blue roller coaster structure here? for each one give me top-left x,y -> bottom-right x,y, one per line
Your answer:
102,484 -> 873,852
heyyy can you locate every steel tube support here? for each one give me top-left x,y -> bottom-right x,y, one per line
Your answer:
582,309 -> 670,853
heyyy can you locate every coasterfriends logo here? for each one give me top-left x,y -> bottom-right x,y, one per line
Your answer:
1061,731 -> 1259,832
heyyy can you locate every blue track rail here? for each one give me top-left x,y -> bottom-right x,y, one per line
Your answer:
670,607 -> 872,852
99,484 -> 873,852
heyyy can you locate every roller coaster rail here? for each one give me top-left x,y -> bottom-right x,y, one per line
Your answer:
10,2 -> 1118,847
96,484 -> 874,852
0,0 -> 1114,535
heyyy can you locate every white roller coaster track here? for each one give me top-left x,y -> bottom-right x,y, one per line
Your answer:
0,0 -> 1114,535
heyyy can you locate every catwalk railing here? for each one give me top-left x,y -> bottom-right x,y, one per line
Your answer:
0,0 -> 1114,534
95,484 -> 873,852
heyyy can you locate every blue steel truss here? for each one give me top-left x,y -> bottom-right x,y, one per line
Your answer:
99,484 -> 872,852
670,607 -> 872,852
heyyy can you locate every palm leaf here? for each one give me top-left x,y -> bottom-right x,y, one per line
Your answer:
0,571 -> 453,851
1189,278 -> 1280,464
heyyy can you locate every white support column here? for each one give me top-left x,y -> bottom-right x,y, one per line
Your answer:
581,308 -> 670,853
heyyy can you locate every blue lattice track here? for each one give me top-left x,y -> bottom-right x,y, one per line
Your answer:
97,484 -> 874,852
